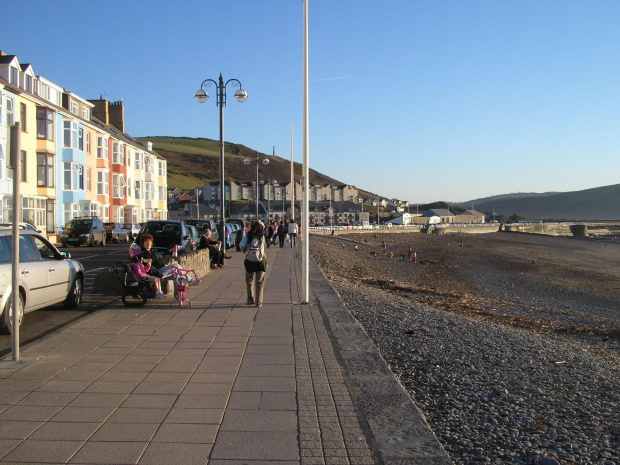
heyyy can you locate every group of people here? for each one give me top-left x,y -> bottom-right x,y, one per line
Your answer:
129,218 -> 301,308
262,219 -> 299,248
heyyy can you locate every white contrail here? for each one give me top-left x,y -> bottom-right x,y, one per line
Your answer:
312,75 -> 354,82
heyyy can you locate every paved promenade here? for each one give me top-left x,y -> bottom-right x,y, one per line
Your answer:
0,244 -> 450,464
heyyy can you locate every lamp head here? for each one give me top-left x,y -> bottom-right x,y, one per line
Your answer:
234,89 -> 248,103
262,158 -> 270,166
244,158 -> 251,166
195,89 -> 209,103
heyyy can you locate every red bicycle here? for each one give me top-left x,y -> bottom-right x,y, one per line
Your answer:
169,267 -> 199,307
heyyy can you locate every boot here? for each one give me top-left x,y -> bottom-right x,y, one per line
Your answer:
246,282 -> 254,305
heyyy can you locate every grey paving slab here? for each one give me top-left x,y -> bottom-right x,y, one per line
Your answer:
0,244 -> 451,465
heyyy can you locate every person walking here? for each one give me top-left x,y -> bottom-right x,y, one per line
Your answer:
242,221 -> 267,308
288,219 -> 298,248
278,220 -> 287,248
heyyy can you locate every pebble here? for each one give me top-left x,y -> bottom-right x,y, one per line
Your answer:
313,236 -> 620,465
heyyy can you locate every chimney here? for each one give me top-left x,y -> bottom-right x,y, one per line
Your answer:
109,99 -> 125,133
88,97 -> 109,125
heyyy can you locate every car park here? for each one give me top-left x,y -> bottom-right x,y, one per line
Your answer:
60,217 -> 106,247
132,220 -> 193,256
0,230 -> 84,334
104,222 -> 130,243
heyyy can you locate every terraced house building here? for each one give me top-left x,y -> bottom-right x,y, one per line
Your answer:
0,51 -> 167,237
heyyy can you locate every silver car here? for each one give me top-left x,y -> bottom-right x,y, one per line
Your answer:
0,230 -> 84,334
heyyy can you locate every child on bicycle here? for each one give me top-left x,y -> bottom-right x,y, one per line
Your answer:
129,249 -> 166,299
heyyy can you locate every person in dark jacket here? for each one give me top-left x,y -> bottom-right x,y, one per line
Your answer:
199,229 -> 224,269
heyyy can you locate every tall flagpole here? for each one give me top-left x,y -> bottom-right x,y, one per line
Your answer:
290,120 -> 294,222
302,0 -> 310,303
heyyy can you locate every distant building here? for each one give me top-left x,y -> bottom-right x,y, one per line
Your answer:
422,209 -> 456,224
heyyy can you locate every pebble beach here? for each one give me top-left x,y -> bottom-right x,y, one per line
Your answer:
310,231 -> 620,465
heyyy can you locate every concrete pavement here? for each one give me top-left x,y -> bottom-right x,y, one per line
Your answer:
0,244 -> 450,464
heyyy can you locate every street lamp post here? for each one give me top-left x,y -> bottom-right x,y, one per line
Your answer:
244,151 -> 269,221
195,74 -> 247,256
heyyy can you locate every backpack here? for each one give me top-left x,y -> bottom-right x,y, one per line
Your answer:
246,237 -> 265,263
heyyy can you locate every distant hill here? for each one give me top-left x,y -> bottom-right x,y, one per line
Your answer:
455,184 -> 620,221
136,136 -> 376,197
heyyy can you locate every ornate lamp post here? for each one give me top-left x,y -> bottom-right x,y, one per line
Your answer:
195,74 -> 247,255
244,151 -> 269,220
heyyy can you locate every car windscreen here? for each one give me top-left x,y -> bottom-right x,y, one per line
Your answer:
64,220 -> 92,232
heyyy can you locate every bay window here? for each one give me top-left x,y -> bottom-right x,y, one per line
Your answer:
37,153 -> 54,187
64,162 -> 83,191
97,170 -> 109,195
37,108 -> 54,140
97,136 -> 109,159
63,121 -> 84,150
113,174 -> 126,198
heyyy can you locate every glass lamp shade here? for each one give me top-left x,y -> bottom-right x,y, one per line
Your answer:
244,159 -> 251,165
262,158 -> 270,165
195,89 -> 209,103
234,89 -> 248,103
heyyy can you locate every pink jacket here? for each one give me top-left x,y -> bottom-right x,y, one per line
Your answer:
130,261 -> 151,281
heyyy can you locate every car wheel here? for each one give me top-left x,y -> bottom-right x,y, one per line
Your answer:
64,276 -> 83,308
89,235 -> 95,247
0,292 -> 24,335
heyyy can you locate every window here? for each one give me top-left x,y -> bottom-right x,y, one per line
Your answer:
0,145 -> 4,180
135,180 -> 142,199
145,182 -> 154,200
20,151 -> 26,182
126,149 -> 132,166
86,167 -> 91,191
158,186 -> 165,201
25,75 -> 33,92
71,101 -> 78,114
22,197 -> 45,228
37,154 -> 54,187
64,162 -> 83,191
10,66 -> 18,85
97,170 -> 109,195
112,142 -> 124,164
97,136 -> 109,159
20,103 -> 26,132
63,121 -> 84,150
63,202 -> 79,226
37,108 -> 54,140
38,82 -> 49,100
6,97 -> 14,125
46,200 -> 55,234
86,132 -> 91,154
113,174 -> 126,198
82,107 -> 89,119
134,152 -> 143,170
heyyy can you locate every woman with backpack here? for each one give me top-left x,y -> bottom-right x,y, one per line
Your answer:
241,221 -> 267,308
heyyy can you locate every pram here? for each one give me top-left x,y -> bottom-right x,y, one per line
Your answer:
112,261 -> 156,307
169,266 -> 200,308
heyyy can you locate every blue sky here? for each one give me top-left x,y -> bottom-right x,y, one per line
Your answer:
3,1 -> 619,203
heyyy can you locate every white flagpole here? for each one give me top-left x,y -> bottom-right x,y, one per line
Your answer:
302,0 -> 310,303
290,119 -> 294,222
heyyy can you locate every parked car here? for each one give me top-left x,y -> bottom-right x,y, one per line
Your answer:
0,222 -> 39,232
184,218 -> 219,241
186,225 -> 199,251
60,217 -> 106,247
131,220 -> 193,257
223,223 -> 237,250
226,218 -> 246,249
123,223 -> 141,238
104,222 -> 130,243
0,230 -> 84,334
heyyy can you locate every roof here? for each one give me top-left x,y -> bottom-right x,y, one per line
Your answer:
463,209 -> 484,216
422,209 -> 455,217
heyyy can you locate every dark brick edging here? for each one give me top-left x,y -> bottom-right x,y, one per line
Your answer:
308,258 -> 452,464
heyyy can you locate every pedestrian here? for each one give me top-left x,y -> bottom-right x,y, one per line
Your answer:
288,219 -> 298,248
242,221 -> 267,308
381,240 -> 387,255
265,221 -> 273,248
278,220 -> 287,248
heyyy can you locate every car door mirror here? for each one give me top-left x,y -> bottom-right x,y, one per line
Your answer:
60,252 -> 71,259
